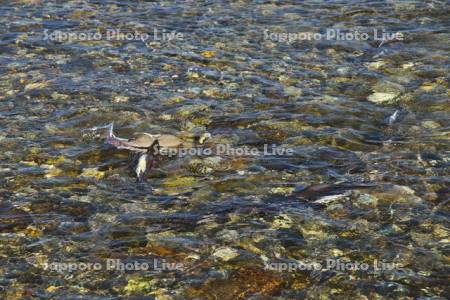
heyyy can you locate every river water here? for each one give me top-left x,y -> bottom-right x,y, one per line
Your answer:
0,0 -> 449,299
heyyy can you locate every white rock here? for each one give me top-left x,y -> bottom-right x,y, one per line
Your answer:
392,185 -> 415,195
216,229 -> 239,241
213,247 -> 240,261
112,95 -> 129,103
284,86 -> 303,97
374,81 -> 405,93
204,156 -> 223,167
422,120 -> 440,129
367,61 -> 386,70
367,92 -> 399,104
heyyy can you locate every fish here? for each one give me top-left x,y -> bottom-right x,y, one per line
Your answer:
294,182 -> 376,202
104,122 -> 185,182
105,122 -> 183,152
103,123 -> 210,181
134,139 -> 160,182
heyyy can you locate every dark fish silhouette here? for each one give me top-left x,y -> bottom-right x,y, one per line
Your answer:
134,140 -> 160,183
104,123 -> 183,182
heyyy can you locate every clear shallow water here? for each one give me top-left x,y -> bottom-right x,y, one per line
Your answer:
0,0 -> 449,299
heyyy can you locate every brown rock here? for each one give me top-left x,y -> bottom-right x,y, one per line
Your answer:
185,267 -> 283,299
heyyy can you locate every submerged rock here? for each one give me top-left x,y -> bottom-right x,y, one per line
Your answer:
185,267 -> 283,299
284,86 -> 303,97
368,80 -> 405,104
367,92 -> 399,104
356,193 -> 378,207
123,276 -> 158,295
212,247 -> 240,261
158,176 -> 197,195
80,167 -> 105,179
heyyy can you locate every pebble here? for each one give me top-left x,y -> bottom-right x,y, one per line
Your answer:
80,167 -> 105,179
422,120 -> 440,129
367,92 -> 399,104
112,95 -> 129,103
284,86 -> 303,97
213,247 -> 240,261
356,193 -> 378,207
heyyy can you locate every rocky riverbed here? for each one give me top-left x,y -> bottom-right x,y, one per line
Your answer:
0,0 -> 449,299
